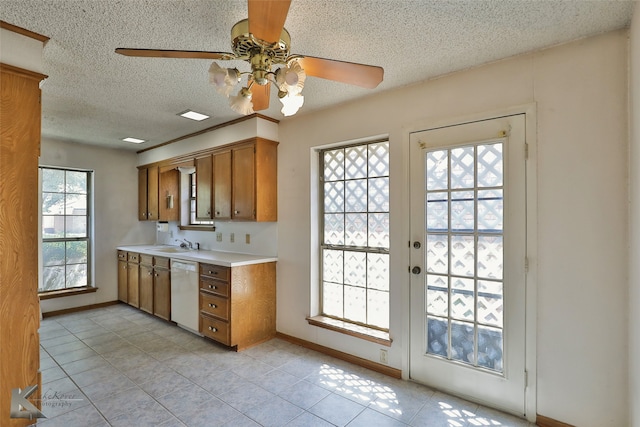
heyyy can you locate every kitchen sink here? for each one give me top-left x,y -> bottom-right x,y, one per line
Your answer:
154,247 -> 190,253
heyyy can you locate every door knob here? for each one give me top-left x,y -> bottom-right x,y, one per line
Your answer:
413,241 -> 421,249
411,266 -> 422,275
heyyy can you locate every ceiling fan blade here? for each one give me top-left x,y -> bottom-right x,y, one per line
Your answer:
248,0 -> 291,44
293,56 -> 384,89
250,80 -> 271,111
115,48 -> 235,60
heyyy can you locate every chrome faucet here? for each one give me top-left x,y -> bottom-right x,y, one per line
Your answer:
177,238 -> 193,249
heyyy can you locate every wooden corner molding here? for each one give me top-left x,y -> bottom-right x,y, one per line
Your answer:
0,21 -> 49,43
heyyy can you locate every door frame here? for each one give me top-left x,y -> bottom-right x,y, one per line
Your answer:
400,104 -> 537,421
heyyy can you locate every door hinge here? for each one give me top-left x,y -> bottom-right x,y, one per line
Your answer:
524,143 -> 529,160
524,257 -> 529,274
524,370 -> 529,387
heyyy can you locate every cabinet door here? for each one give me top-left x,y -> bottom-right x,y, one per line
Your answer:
127,262 -> 139,307
117,259 -> 128,302
159,169 -> 180,221
154,267 -> 171,321
139,264 -> 154,314
195,155 -> 213,219
147,166 -> 159,220
213,150 -> 232,219
138,168 -> 148,220
232,145 -> 255,220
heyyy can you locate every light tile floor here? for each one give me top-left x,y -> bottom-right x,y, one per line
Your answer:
35,304 -> 535,427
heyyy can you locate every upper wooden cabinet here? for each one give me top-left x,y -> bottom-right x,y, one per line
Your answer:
138,137 -> 278,222
195,155 -> 213,220
138,166 -> 158,221
205,138 -> 278,222
159,168 -> 180,221
213,150 -> 232,219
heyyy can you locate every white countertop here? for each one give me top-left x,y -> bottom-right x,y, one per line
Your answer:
117,245 -> 277,267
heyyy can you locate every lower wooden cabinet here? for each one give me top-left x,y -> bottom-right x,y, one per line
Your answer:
117,251 -> 170,321
199,261 -> 276,351
127,252 -> 140,308
154,257 -> 171,321
139,255 -> 154,314
117,251 -> 128,302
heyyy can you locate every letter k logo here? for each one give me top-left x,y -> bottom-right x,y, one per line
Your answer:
10,385 -> 45,419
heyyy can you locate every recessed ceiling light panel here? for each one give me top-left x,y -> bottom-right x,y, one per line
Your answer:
179,110 -> 210,121
123,137 -> 145,144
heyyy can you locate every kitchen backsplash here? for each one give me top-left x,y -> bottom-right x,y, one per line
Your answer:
156,221 -> 278,256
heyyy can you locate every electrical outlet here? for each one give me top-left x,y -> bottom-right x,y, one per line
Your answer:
230,232 -> 235,243
245,234 -> 250,244
216,232 -> 222,242
380,349 -> 388,364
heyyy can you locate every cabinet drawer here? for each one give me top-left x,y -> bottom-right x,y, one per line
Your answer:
200,292 -> 229,320
117,250 -> 127,260
139,254 -> 153,265
199,263 -> 229,282
154,256 -> 170,269
200,315 -> 230,345
127,252 -> 140,263
199,276 -> 230,297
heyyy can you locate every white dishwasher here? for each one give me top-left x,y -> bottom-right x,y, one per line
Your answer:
170,259 -> 200,334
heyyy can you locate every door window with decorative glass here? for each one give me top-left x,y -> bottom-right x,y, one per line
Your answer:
320,140 -> 389,330
41,167 -> 92,291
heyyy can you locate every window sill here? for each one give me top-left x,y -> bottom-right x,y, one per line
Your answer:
306,315 -> 392,347
39,286 -> 97,300
178,225 -> 217,232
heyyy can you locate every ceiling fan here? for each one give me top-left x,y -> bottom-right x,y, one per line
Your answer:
115,0 -> 383,117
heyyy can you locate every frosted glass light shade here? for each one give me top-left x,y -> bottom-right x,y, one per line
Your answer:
276,61 -> 306,96
229,88 -> 254,115
209,62 -> 239,97
280,93 -> 304,116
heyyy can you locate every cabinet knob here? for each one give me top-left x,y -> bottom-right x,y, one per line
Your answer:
154,273 -> 159,277
216,211 -> 220,215
234,210 -> 239,215
208,326 -> 217,332
208,284 -> 217,289
148,213 -> 153,218
208,303 -> 216,308
208,270 -> 218,275
141,213 -> 146,218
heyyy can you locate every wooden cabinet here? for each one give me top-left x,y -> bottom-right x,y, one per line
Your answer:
120,252 -> 170,320
213,150 -> 232,219
192,138 -> 279,222
159,169 -> 180,221
117,250 -> 128,302
1,60 -> 48,423
153,257 -> 171,321
127,252 -> 140,308
231,144 -> 256,220
195,155 -> 213,219
139,255 -> 154,314
199,261 -> 276,351
138,166 -> 159,221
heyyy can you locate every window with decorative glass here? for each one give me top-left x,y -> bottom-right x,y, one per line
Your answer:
320,140 -> 390,330
40,167 -> 92,292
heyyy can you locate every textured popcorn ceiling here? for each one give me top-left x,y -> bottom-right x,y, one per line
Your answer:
0,0 -> 635,150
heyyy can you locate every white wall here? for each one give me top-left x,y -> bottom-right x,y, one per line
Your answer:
629,3 -> 640,426
39,138 -> 156,313
278,30 -> 629,426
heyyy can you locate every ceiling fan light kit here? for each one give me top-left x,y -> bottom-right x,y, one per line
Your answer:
115,0 -> 383,117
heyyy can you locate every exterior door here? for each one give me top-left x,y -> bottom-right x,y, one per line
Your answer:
409,114 -> 527,415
